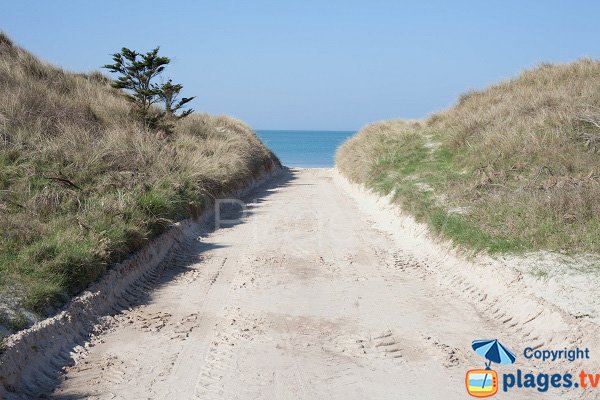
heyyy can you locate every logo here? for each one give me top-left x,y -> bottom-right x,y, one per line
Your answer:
465,340 -> 597,396
466,369 -> 498,398
466,339 -> 516,398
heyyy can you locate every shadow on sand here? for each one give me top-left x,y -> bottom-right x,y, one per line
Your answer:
14,168 -> 297,400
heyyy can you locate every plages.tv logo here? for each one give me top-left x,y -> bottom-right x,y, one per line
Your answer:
466,339 -> 516,398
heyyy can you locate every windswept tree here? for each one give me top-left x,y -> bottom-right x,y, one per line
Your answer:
157,79 -> 195,119
103,47 -> 194,128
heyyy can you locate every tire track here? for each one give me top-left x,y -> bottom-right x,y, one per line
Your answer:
46,168 -> 594,400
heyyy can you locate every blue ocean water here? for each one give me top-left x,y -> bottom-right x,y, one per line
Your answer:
256,130 -> 356,168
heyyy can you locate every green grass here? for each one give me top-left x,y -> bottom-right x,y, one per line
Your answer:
7,312 -> 28,332
0,32 -> 280,327
1,138 -> 277,316
365,132 -> 523,253
337,60 -> 600,255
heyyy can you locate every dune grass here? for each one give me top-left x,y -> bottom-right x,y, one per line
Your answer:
337,60 -> 600,254
0,33 -> 279,331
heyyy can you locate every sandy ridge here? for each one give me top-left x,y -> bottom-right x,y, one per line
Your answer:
333,169 -> 600,389
49,168 -> 595,399
0,162 -> 281,398
3,167 -> 598,399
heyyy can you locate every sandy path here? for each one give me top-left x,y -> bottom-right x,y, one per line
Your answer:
49,169 -> 558,399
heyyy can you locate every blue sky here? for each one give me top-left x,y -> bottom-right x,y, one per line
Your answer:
1,1 -> 599,130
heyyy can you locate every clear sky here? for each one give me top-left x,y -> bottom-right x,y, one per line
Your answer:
1,1 -> 599,130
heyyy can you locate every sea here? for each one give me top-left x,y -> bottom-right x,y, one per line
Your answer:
255,130 -> 356,168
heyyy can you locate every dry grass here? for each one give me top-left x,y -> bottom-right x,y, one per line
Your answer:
0,33 -> 279,331
337,59 -> 600,253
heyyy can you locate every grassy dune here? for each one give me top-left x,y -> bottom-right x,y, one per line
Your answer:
0,33 -> 279,331
337,60 -> 600,254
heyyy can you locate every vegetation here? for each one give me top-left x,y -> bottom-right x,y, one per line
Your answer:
0,33 -> 279,331
103,47 -> 195,128
337,60 -> 600,254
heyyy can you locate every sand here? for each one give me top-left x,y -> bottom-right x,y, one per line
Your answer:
4,168 -> 599,399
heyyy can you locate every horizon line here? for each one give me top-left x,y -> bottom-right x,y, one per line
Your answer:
255,128 -> 357,133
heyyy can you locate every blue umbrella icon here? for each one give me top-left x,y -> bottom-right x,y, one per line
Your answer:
471,339 -> 516,388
